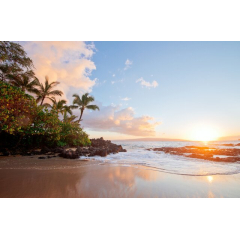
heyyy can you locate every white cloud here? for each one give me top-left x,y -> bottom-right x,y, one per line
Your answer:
121,97 -> 131,101
136,77 -> 158,88
111,79 -> 124,84
124,59 -> 133,70
81,103 -> 161,137
21,41 -> 96,103
112,74 -> 115,77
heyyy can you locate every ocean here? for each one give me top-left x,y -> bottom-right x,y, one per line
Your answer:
81,141 -> 240,176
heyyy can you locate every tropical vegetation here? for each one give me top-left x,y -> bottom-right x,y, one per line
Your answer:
0,41 -> 99,150
72,93 -> 100,122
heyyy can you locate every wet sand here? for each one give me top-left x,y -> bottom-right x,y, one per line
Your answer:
1,155 -> 240,197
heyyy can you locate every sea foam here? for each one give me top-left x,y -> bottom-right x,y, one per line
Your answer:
80,141 -> 240,176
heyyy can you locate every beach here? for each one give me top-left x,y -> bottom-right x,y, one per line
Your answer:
1,155 -> 240,198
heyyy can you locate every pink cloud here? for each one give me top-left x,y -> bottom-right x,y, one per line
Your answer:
21,41 -> 96,102
80,103 -> 161,137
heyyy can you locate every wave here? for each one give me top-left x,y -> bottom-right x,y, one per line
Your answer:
80,141 -> 240,176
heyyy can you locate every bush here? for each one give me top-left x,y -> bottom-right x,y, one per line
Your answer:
0,81 -> 37,134
0,81 -> 91,149
57,121 -> 91,147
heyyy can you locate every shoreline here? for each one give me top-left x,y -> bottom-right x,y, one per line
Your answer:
1,155 -> 240,197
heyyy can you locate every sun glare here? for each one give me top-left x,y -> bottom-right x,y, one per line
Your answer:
189,125 -> 219,142
207,176 -> 213,182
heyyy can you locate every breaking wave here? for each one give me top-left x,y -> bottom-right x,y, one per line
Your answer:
80,141 -> 240,176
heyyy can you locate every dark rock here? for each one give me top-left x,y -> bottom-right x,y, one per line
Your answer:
41,146 -> 51,154
38,157 -> 46,159
57,138 -> 127,159
2,149 -> 10,156
59,150 -> 80,159
95,149 -> 107,157
151,146 -> 240,163
53,147 -> 63,153
120,149 -> 127,152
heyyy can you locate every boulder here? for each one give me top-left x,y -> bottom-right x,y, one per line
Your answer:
41,146 -> 51,154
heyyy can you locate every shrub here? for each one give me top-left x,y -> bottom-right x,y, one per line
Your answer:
57,121 -> 91,147
0,81 -> 90,149
0,81 -> 37,134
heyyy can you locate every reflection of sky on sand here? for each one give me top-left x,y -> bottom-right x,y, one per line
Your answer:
75,165 -> 240,198
1,163 -> 240,197
75,165 -> 160,197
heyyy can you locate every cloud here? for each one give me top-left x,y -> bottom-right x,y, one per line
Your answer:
111,79 -> 123,85
81,103 -> 160,137
20,41 -> 96,102
124,59 -> 133,70
136,77 -> 158,88
121,97 -> 131,101
112,74 -> 115,77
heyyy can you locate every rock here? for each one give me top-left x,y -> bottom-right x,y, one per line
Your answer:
120,149 -> 127,152
95,149 -> 107,157
41,146 -> 51,154
151,146 -> 240,163
59,150 -> 80,159
2,150 -> 10,156
38,156 -> 46,159
53,147 -> 63,153
57,138 -> 127,159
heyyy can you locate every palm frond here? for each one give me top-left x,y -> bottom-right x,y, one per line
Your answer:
86,104 -> 100,111
48,90 -> 63,96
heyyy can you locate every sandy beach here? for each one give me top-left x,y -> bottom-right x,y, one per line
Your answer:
1,155 -> 240,198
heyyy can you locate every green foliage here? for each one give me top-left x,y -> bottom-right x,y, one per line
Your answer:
0,42 -> 95,151
0,82 -> 90,149
0,41 -> 35,82
34,76 -> 63,105
58,121 -> 91,147
25,107 -> 62,142
72,93 -> 100,122
0,81 -> 37,134
9,75 -> 39,94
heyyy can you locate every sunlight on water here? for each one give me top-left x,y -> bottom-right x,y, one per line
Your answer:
81,141 -> 240,176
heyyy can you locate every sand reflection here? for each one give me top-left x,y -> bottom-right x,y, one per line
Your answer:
75,165 -> 161,197
1,160 -> 240,197
207,176 -> 213,183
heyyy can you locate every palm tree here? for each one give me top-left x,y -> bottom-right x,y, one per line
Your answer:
63,111 -> 78,124
35,76 -> 63,105
72,93 -> 100,122
9,75 -> 39,93
49,97 -> 74,116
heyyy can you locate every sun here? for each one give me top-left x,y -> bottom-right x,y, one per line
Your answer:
189,125 -> 219,142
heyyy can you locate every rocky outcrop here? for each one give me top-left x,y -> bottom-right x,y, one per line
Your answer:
58,138 -> 127,159
75,138 -> 127,158
0,138 -> 127,160
148,146 -> 240,163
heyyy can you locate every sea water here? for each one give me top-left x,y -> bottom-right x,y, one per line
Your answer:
81,141 -> 240,176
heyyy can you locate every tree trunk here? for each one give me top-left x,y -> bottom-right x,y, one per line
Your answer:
40,96 -> 45,106
79,109 -> 84,122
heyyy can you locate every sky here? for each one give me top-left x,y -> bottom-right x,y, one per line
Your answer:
21,41 -> 240,140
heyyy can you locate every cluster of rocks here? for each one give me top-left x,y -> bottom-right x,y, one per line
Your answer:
59,138 -> 127,159
148,146 -> 240,163
220,143 -> 240,147
0,138 -> 127,160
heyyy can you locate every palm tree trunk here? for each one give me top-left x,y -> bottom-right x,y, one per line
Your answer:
79,109 -> 84,121
40,96 -> 45,106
